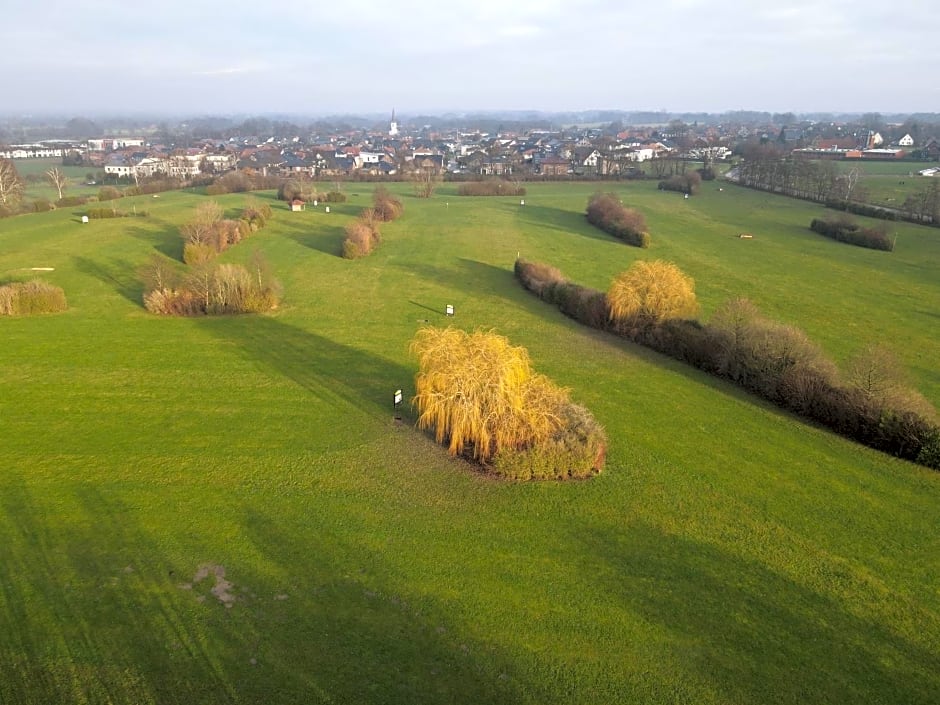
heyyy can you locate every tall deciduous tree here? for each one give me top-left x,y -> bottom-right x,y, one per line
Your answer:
181,201 -> 224,245
0,158 -> 24,209
45,166 -> 70,200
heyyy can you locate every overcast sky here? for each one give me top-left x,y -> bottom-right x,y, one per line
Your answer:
3,0 -> 938,116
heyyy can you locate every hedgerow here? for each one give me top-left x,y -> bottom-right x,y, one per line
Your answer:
0,280 -> 68,315
515,258 -> 939,470
585,192 -> 650,247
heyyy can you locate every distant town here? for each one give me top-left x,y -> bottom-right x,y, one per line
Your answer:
2,111 -> 939,184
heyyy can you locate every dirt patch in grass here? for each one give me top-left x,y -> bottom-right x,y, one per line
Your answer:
178,563 -> 236,608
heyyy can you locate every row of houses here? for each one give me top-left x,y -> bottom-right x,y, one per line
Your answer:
0,143 -> 73,159
793,137 -> 940,162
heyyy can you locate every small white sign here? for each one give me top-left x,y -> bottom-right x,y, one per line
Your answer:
394,389 -> 403,406
313,200 -> 318,207
520,199 -> 525,206
445,304 -> 454,316
325,206 -> 330,213
81,215 -> 89,223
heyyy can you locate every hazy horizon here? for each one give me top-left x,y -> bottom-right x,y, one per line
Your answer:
3,1 -> 938,116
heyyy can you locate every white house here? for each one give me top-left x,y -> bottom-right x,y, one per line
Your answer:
579,149 -> 602,167
622,147 -> 655,162
203,154 -> 236,171
898,133 -> 914,147
0,144 -> 64,159
167,154 -> 202,177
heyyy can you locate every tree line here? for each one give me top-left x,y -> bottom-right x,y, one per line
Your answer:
585,192 -> 650,247
514,257 -> 940,471
735,145 -> 940,225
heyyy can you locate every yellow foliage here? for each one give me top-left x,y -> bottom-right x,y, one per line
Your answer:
607,260 -> 698,327
411,327 -> 569,463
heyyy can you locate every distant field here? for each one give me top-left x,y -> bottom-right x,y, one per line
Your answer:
12,157 -> 102,202
1,181 -> 938,704
833,159 -> 938,206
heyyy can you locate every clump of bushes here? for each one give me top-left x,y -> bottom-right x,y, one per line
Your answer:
55,195 -> 89,207
658,172 -> 702,195
206,171 -> 253,196
457,179 -> 526,197
514,259 -> 608,329
85,207 -> 149,219
514,258 -> 940,470
585,192 -> 650,248
825,199 -> 898,221
97,186 -> 123,201
143,255 -> 280,316
372,186 -> 403,222
241,197 -> 273,231
180,198 -> 272,265
276,180 -> 305,202
810,215 -> 894,251
0,280 -> 68,315
342,189 -> 402,259
607,260 -> 699,331
411,327 -> 606,480
275,180 -> 348,204
342,215 -> 381,259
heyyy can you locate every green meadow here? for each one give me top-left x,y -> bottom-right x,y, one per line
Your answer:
14,158 -> 102,203
835,159 -> 933,208
1,180 -> 938,704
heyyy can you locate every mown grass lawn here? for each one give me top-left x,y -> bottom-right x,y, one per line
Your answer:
0,181 -> 938,704
833,159 -> 935,208
13,158 -> 101,203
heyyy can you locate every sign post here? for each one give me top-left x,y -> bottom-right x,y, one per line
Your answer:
445,304 -> 454,317
393,388 -> 403,420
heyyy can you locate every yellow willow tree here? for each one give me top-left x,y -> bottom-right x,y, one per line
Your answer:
607,259 -> 698,328
410,327 -> 569,463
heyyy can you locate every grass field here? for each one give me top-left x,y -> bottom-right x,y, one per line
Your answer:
13,158 -> 105,203
1,181 -> 939,704
833,159 -> 937,207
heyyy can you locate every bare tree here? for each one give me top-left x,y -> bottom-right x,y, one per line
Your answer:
837,166 -> 860,201
412,162 -> 441,198
139,253 -> 178,293
45,166 -> 70,200
181,201 -> 224,245
0,158 -> 24,209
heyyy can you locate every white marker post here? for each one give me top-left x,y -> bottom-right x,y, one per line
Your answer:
445,304 -> 454,317
394,388 -> 403,419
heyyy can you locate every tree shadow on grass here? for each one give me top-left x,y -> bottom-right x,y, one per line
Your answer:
574,520 -> 940,705
236,505 -> 541,705
506,202 -> 619,244
197,314 -> 416,420
0,479 -> 526,704
278,218 -> 347,258
72,254 -> 144,307
0,480 -> 274,704
125,219 -> 183,261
